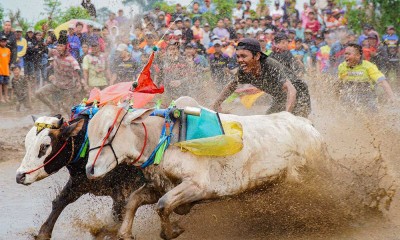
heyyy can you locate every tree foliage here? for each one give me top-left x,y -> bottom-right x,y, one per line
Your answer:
343,0 -> 400,35
58,6 -> 91,23
42,0 -> 62,19
7,9 -> 30,32
199,0 -> 235,27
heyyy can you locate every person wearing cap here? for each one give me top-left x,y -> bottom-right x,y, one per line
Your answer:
15,27 -> 27,68
358,24 -> 373,46
270,33 -> 305,77
213,38 -> 311,117
201,23 -> 211,49
35,31 -> 83,114
291,38 -> 307,70
381,25 -> 399,78
110,43 -> 138,85
67,24 -> 81,60
0,35 -> 11,103
209,39 -> 231,91
0,20 -> 17,65
82,42 -> 109,90
337,43 -> 395,109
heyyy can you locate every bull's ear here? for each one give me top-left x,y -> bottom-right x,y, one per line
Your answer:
31,115 -> 38,123
123,108 -> 154,126
61,119 -> 85,138
53,114 -> 62,119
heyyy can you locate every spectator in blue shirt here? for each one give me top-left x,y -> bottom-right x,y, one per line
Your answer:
67,24 -> 81,59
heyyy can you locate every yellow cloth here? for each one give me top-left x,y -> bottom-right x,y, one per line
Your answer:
338,60 -> 385,88
240,91 -> 265,109
174,121 -> 243,156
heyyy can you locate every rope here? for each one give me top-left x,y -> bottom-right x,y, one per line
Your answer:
25,141 -> 69,175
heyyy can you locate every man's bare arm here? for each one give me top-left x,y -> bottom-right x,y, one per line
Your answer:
212,79 -> 239,111
282,80 -> 297,112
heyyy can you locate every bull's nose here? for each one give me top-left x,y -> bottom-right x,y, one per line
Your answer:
86,166 -> 95,178
16,172 -> 26,184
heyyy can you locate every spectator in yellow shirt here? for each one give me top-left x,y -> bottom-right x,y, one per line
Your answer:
338,43 -> 395,109
15,27 -> 27,68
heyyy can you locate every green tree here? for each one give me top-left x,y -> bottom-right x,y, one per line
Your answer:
202,0 -> 235,27
343,0 -> 400,35
7,9 -> 30,31
42,0 -> 62,20
58,6 -> 91,23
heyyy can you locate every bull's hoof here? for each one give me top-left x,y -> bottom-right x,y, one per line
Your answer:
160,223 -> 185,240
35,233 -> 51,240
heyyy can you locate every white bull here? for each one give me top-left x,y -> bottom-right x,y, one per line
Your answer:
86,98 -> 326,239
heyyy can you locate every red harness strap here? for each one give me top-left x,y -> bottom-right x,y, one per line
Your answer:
25,141 -> 68,174
91,107 -> 124,170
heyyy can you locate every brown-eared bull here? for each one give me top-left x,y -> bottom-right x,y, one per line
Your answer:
85,97 -> 327,240
15,114 -> 146,240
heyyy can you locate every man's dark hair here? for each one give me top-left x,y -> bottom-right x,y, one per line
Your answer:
11,65 -> 21,71
347,43 -> 363,56
76,22 -> 84,28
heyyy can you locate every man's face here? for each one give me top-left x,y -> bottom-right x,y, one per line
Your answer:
76,25 -> 83,33
36,33 -> 43,41
308,13 -> 315,20
266,19 -> 272,25
246,19 -> 252,26
91,45 -> 100,55
363,28 -> 370,35
194,20 -> 200,27
184,21 -> 191,28
110,13 -> 116,20
0,40 -> 7,47
16,31 -> 22,39
217,20 -> 224,28
177,22 -> 183,29
27,32 -> 34,38
253,20 -> 259,28
82,44 -> 89,53
245,2 -> 251,8
260,19 -> 266,26
3,22 -> 11,32
310,0 -> 316,6
344,46 -> 360,67
236,49 -> 259,73
12,67 -> 21,77
185,47 -> 193,57
57,44 -> 67,54
214,44 -> 222,53
68,28 -> 75,35
224,18 -> 230,26
276,40 -> 289,50
295,41 -> 302,50
204,26 -> 210,32
167,45 -> 179,57
118,10 -> 123,17
193,3 -> 199,10
305,33 -> 312,40
388,29 -> 395,35
368,38 -> 377,47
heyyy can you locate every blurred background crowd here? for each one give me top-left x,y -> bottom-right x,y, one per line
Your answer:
0,0 -> 398,111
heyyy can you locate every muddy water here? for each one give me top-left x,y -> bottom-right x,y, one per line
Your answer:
1,76 -> 400,239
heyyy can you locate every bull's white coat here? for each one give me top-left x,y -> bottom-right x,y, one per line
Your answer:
16,116 -> 60,184
86,101 -> 326,239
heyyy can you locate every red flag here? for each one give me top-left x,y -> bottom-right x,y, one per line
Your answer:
134,51 -> 164,94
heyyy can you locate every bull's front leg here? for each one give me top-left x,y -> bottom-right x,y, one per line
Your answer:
156,181 -> 206,240
118,184 -> 160,240
36,177 -> 85,240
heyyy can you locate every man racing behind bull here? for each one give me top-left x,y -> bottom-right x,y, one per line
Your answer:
213,38 -> 311,118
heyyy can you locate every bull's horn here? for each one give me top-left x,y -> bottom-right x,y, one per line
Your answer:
31,115 -> 38,123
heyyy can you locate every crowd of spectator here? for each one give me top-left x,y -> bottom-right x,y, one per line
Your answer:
0,0 -> 398,112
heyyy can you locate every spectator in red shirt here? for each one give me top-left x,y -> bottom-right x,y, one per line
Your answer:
305,11 -> 320,36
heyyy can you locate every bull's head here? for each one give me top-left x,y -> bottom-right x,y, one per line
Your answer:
86,105 -> 153,179
16,115 -> 84,185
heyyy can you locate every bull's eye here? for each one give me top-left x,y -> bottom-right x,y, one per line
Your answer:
38,144 -> 50,158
